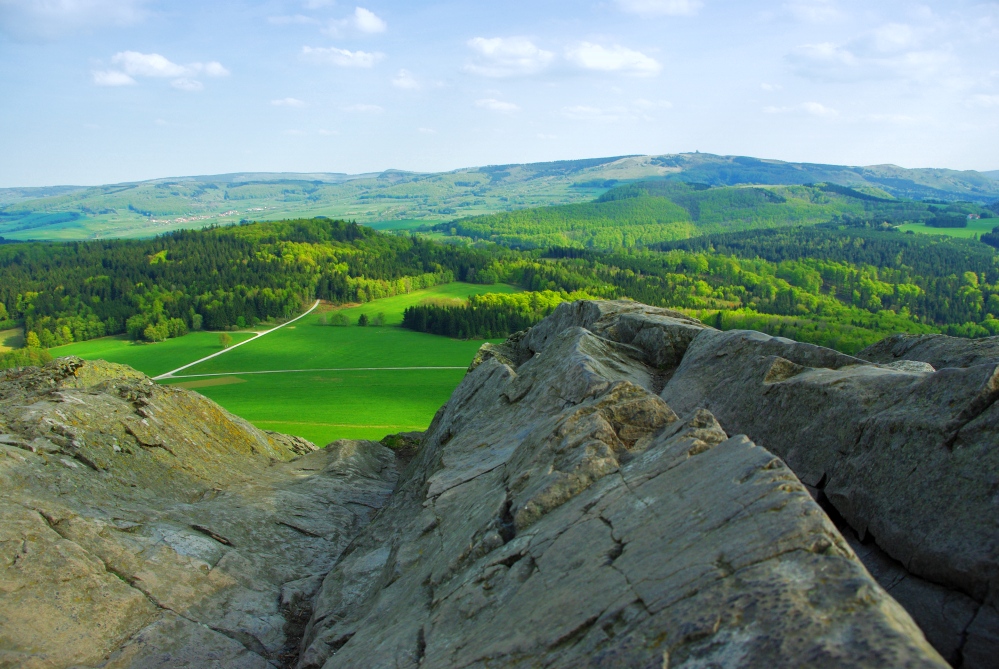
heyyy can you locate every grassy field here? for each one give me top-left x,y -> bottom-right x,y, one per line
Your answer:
55,282 -> 520,444
52,331 -> 256,378
898,218 -> 997,239
167,369 -> 466,443
0,327 -> 24,353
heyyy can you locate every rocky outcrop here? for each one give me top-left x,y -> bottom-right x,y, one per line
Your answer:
298,301 -> 950,668
659,325 -> 999,666
4,303 -> 997,668
0,358 -> 398,668
859,332 -> 999,369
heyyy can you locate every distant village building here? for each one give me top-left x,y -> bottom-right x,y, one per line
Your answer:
969,213 -> 981,220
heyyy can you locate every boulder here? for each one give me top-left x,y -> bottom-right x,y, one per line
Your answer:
660,327 -> 999,667
298,304 -> 948,668
0,358 -> 398,668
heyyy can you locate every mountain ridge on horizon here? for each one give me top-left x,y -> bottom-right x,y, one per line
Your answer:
2,152 -> 998,241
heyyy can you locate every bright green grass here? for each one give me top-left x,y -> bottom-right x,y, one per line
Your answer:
55,282 -> 522,444
181,283 -> 518,375
52,331 -> 256,378
0,327 -> 24,353
898,219 -> 997,239
162,369 -> 464,444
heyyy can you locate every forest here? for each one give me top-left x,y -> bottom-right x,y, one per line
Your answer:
440,180 -> 995,251
3,174 -> 999,366
0,218 -> 504,349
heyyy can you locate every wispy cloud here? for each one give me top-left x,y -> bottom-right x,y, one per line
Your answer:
92,69 -> 136,87
561,98 -> 673,123
969,94 -> 999,108
171,78 -> 204,92
93,51 -> 228,91
764,101 -> 839,116
786,22 -> 954,84
476,98 -> 520,113
783,0 -> 843,24
302,46 -> 385,67
565,43 -> 661,76
615,0 -> 702,17
323,7 -> 387,37
0,0 -> 147,40
464,37 -> 554,77
392,69 -> 420,90
272,97 -> 306,107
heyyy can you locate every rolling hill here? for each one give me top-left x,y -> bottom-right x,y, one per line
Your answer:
2,154 -> 998,242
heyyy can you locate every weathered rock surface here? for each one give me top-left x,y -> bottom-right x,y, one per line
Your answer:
656,325 -> 999,667
5,302 -> 997,668
298,301 -> 949,668
0,358 -> 398,668
859,332 -> 999,369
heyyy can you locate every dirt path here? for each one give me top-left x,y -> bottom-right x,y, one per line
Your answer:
153,300 -> 320,380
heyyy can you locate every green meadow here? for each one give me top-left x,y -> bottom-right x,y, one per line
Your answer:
897,218 -> 996,239
52,331 -> 256,378
0,328 -> 24,353
55,282 -> 520,444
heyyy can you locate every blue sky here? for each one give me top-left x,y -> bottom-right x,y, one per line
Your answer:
1,0 -> 997,186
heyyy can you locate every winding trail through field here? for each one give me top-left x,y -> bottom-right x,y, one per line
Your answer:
153,300 -> 320,381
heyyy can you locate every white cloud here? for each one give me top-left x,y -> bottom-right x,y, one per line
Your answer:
761,82 -> 783,92
302,45 -> 385,67
537,133 -> 557,139
113,51 -> 187,78
203,61 -> 230,77
565,42 -> 661,76
95,51 -> 227,90
92,69 -> 135,86
764,101 -> 838,116
342,103 -> 384,113
353,7 -> 386,33
318,128 -> 338,135
418,127 -> 436,134
786,23 -> 954,84
0,0 -> 146,40
171,78 -> 203,92
272,97 -> 306,107
783,0 -> 842,24
476,98 -> 520,113
109,51 -> 229,79
323,6 -> 387,37
392,69 -> 420,90
464,37 -> 554,77
615,0 -> 702,17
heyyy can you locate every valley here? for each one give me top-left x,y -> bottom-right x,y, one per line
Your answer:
54,282 -> 519,444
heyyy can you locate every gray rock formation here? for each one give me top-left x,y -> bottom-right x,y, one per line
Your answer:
859,332 -> 999,369
298,301 -> 949,668
4,302 -> 996,668
0,358 -> 398,668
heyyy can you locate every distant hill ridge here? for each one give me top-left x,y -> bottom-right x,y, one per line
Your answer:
2,153 -> 997,241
